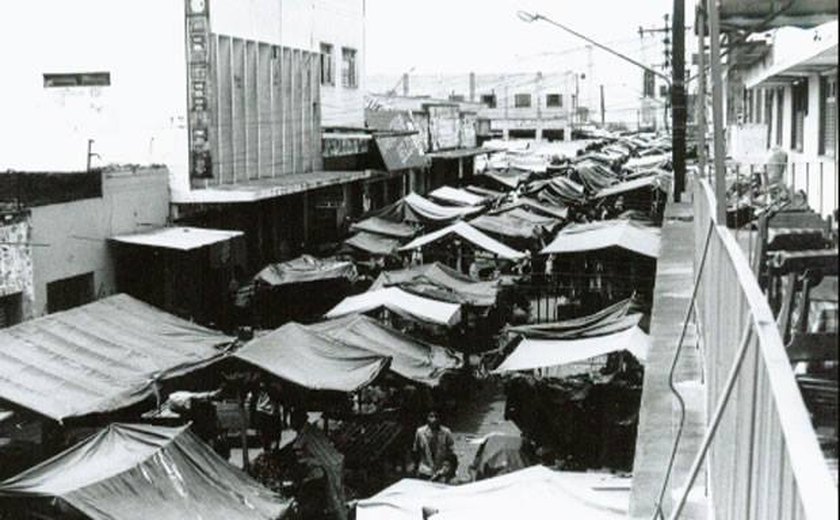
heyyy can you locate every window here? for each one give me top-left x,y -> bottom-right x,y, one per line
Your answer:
791,81 -> 808,152
508,129 -> 536,139
480,94 -> 497,108
320,43 -> 334,85
47,272 -> 94,314
514,93 -> 531,108
819,74 -> 837,157
449,94 -> 465,102
776,87 -> 784,146
546,93 -> 562,108
341,47 -> 357,88
0,293 -> 22,328
43,72 -> 110,88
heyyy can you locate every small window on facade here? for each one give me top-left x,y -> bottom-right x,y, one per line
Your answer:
46,272 -> 95,314
514,93 -> 531,108
320,43 -> 334,86
546,93 -> 562,108
341,47 -> 357,89
481,94 -> 497,108
44,72 -> 110,88
819,74 -> 837,157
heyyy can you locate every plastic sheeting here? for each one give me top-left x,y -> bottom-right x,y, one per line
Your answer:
350,217 -> 417,239
369,263 -> 499,307
325,287 -> 462,327
376,193 -> 482,225
308,314 -> 462,386
344,232 -> 402,256
234,322 -> 390,392
541,220 -> 661,258
355,465 -> 627,520
0,294 -> 233,422
0,423 -> 289,520
493,326 -> 650,373
254,255 -> 358,286
428,186 -> 488,207
399,222 -> 528,261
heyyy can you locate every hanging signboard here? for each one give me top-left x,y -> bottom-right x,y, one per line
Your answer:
185,0 -> 213,179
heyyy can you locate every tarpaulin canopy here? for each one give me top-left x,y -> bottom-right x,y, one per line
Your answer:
350,216 -> 417,239
507,298 -> 637,339
470,211 -> 560,241
481,168 -> 532,190
254,255 -> 358,286
493,326 -> 650,373
308,314 -> 462,386
0,294 -> 233,422
399,222 -> 528,261
369,262 -> 499,307
344,232 -> 402,256
355,465 -> 627,520
110,226 -> 243,251
234,322 -> 390,392
573,161 -> 619,192
529,177 -> 586,206
592,175 -> 666,199
428,186 -> 488,207
0,423 -> 288,520
325,287 -> 462,327
376,193 -> 482,225
489,198 -> 568,220
541,220 -> 661,258
463,185 -> 505,198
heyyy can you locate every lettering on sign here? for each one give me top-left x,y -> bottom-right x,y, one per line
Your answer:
185,0 -> 213,179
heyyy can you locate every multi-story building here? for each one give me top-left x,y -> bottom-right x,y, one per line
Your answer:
0,0 -> 375,276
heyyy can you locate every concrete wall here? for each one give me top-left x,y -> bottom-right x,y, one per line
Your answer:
0,217 -> 35,322
0,0 -> 189,191
28,167 -> 169,317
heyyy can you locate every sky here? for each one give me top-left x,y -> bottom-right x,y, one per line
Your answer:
365,0 -> 691,123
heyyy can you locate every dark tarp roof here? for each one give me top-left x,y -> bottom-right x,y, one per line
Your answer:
470,211 -> 560,241
369,262 -> 499,307
375,193 -> 482,225
506,299 -> 638,340
0,294 -> 232,422
344,231 -> 402,256
308,314 -> 462,386
529,177 -> 587,206
254,255 -> 358,286
350,216 -> 417,239
234,322 -> 390,392
489,198 -> 568,220
572,161 -> 619,193
0,423 -> 289,520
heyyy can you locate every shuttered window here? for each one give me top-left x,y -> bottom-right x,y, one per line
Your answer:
819,74 -> 837,157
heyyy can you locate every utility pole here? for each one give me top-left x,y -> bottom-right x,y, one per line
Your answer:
600,84 -> 606,127
672,0 -> 686,201
696,4 -> 708,182
708,0 -> 727,222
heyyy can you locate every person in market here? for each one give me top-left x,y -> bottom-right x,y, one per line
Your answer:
411,410 -> 456,482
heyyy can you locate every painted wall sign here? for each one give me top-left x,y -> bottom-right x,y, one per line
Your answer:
185,0 -> 213,179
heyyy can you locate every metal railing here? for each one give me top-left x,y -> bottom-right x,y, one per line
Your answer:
667,178 -> 838,519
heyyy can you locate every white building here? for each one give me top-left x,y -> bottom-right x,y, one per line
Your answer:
0,0 -> 366,205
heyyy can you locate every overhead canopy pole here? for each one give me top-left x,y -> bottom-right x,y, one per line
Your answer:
707,0 -> 728,222
696,3 -> 708,183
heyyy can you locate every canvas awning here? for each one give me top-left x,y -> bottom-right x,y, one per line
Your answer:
344,232 -> 402,256
369,262 -> 499,307
493,326 -> 650,373
399,222 -> 528,261
235,322 -> 389,392
111,226 -> 243,251
355,465 -> 628,520
0,423 -> 288,520
541,220 -> 661,258
470,212 -> 560,241
489,198 -> 568,221
0,294 -> 233,421
428,186 -> 488,207
376,192 -> 483,225
529,177 -> 587,206
350,216 -> 417,239
308,314 -> 462,386
325,287 -> 462,327
253,255 -> 358,286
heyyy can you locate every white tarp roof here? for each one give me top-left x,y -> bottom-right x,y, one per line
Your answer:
428,186 -> 487,207
355,465 -> 627,520
541,220 -> 661,258
399,222 -> 528,261
493,326 -> 650,373
111,226 -> 243,251
402,193 -> 483,222
325,287 -> 462,327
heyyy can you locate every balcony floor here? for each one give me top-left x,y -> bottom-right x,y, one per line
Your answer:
629,196 -> 708,519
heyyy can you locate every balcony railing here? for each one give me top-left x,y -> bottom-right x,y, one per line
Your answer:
666,178 -> 838,519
